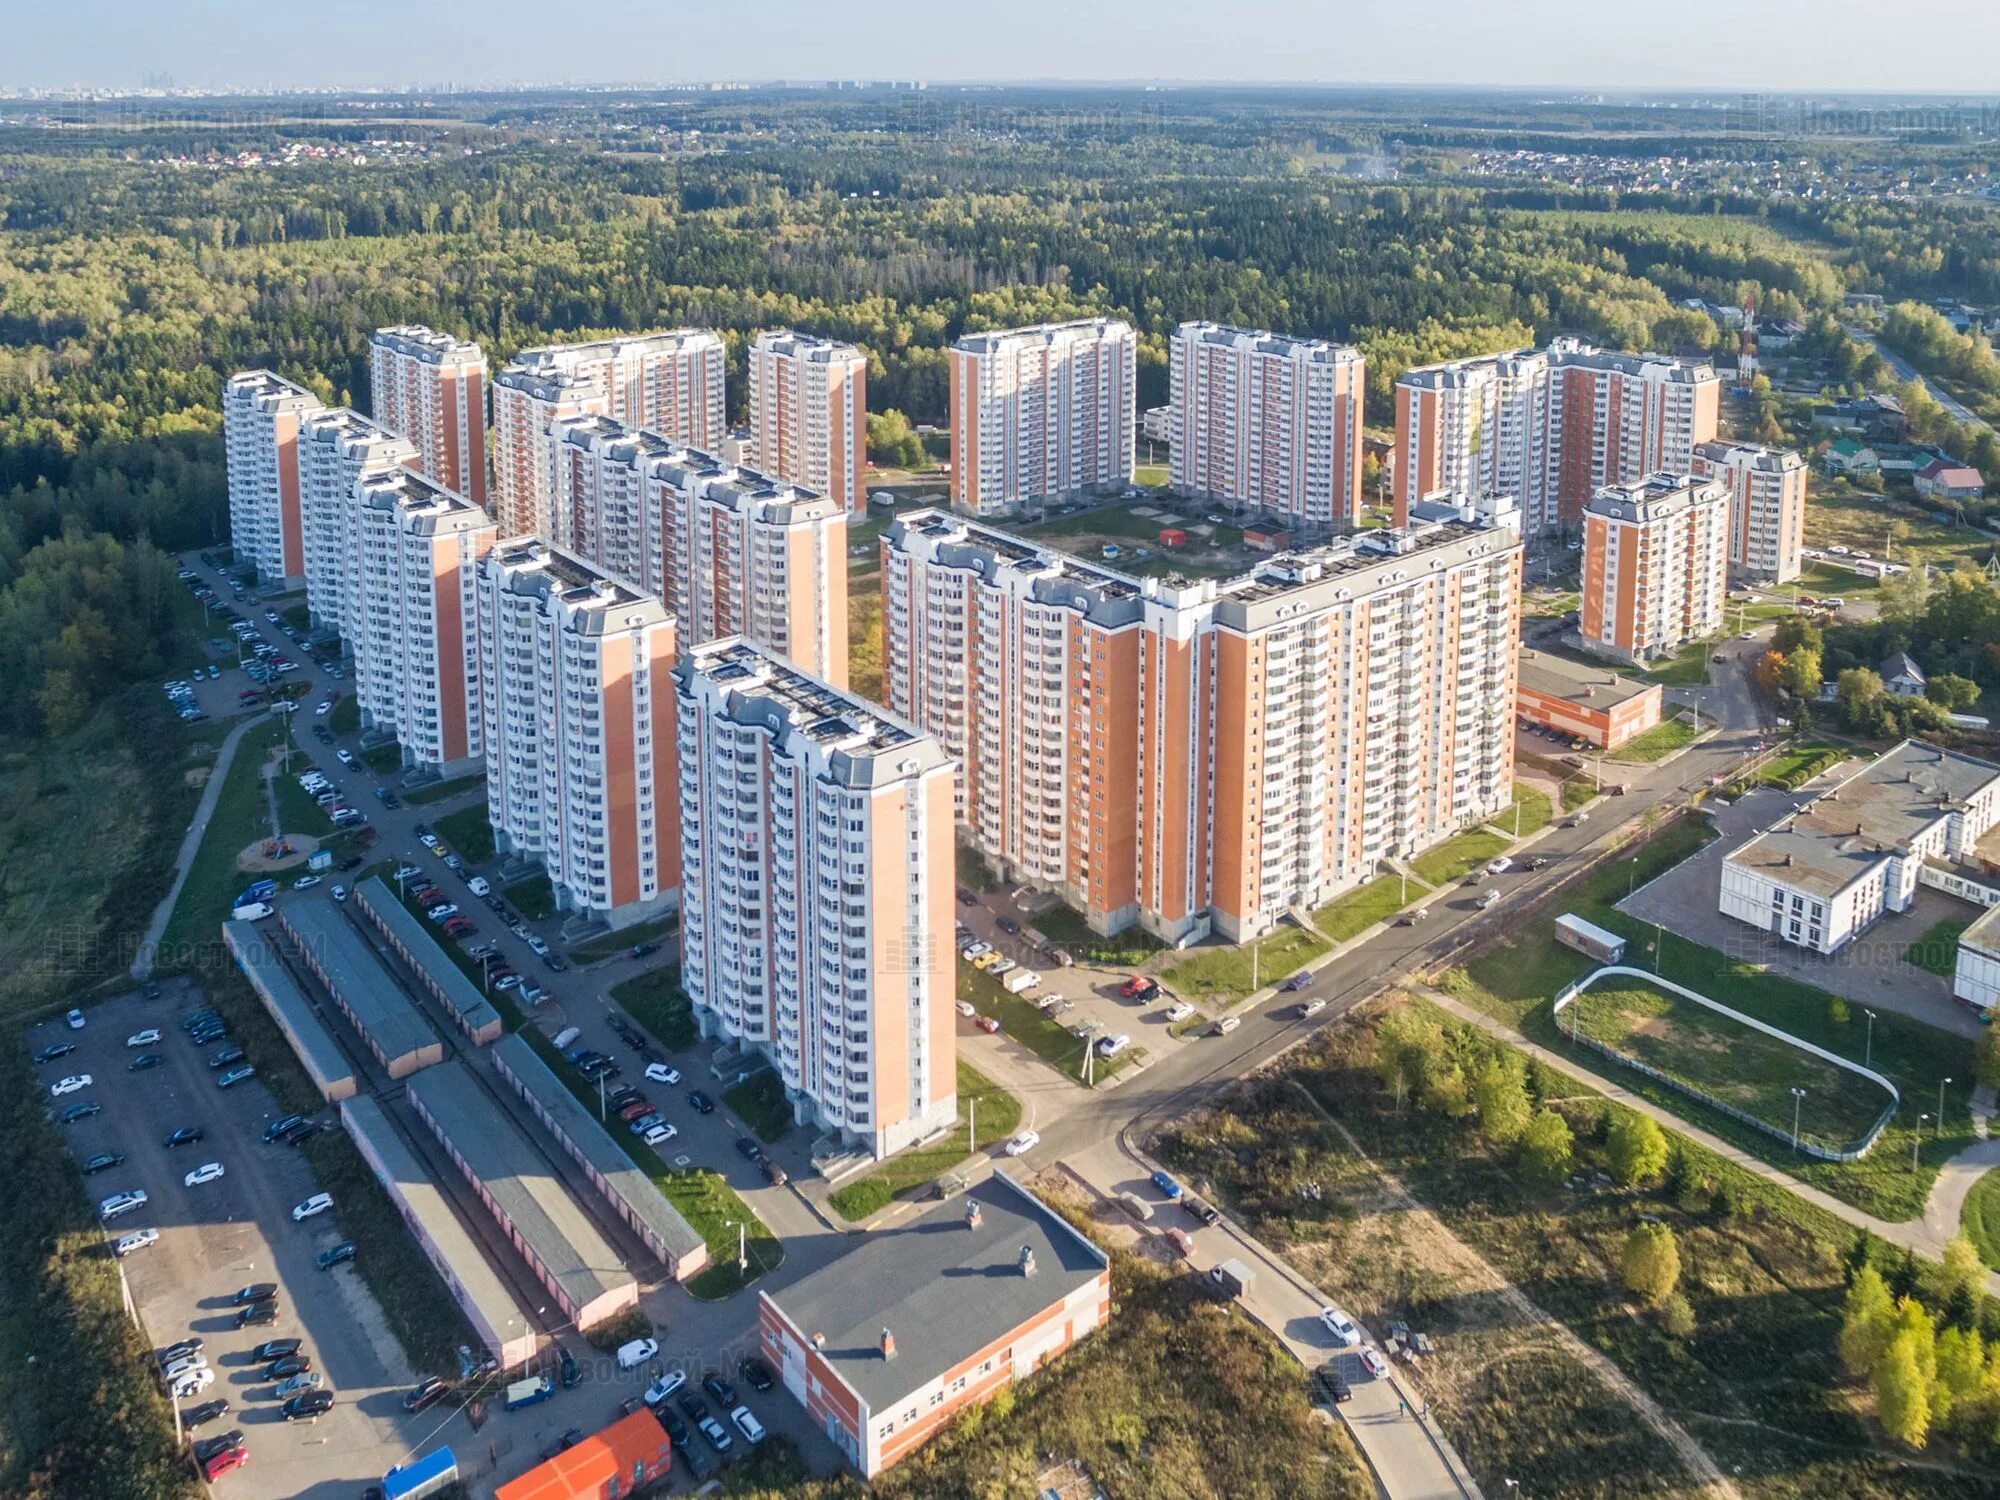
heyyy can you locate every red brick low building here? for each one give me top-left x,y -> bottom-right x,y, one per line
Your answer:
757,1171 -> 1111,1477
1516,647 -> 1664,750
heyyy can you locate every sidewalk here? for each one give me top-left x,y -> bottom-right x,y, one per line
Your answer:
131,714 -> 256,979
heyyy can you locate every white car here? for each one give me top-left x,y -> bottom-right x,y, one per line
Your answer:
291,1192 -> 334,1221
955,1000 -> 977,1018
161,1354 -> 208,1382
66,1008 -> 85,1030
1004,1130 -> 1041,1157
1319,1306 -> 1362,1347
331,885 -> 348,903
644,1063 -> 681,1085
1094,1033 -> 1132,1059
1164,1002 -> 1195,1024
615,1337 -> 659,1371
184,1163 -> 226,1188
100,1190 -> 148,1220
960,941 -> 991,961
336,749 -> 356,767
643,1122 -> 678,1146
169,1367 -> 215,1400
114,1227 -> 160,1257
731,1405 -> 766,1445
1485,856 -> 1513,875
126,1029 -> 161,1048
50,1074 -> 92,1097
292,875 -> 320,890
314,701 -> 332,716
525,936 -> 550,956
1358,1346 -> 1389,1379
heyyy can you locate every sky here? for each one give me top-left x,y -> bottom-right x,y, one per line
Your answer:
10,0 -> 2000,94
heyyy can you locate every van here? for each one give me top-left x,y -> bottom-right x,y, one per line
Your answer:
504,1376 -> 554,1411
467,876 -> 491,897
551,1026 -> 582,1052
1118,1191 -> 1154,1223
230,902 -> 274,922
239,879 -> 277,902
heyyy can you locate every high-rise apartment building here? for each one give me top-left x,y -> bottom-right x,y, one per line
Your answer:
547,418 -> 850,685
748,330 -> 868,515
352,469 -> 497,776
491,330 -> 726,538
368,325 -> 489,507
1392,339 -> 1719,532
948,319 -> 1135,516
299,409 -> 416,640
1581,472 -> 1730,665
883,509 -> 1522,943
224,370 -> 323,586
674,639 -> 957,1158
477,540 -> 680,929
1169,322 -> 1366,530
1691,439 -> 1808,583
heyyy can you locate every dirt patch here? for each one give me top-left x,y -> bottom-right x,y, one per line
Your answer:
235,836 -> 320,874
182,768 -> 211,790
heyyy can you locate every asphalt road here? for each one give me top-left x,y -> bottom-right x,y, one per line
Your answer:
1843,322 -> 1992,434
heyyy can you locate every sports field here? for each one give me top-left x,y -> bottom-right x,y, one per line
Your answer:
1564,977 -> 1894,1153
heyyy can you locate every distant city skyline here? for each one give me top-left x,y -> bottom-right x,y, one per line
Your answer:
11,0 -> 2000,94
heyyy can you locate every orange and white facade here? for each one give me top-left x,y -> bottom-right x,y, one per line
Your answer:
352,469 -> 496,776
299,409 -> 416,641
884,510 -> 1522,944
1691,439 -> 1808,583
1169,322 -> 1366,530
948,319 -> 1135,515
548,417 -> 849,685
1581,472 -> 1730,666
491,329 -> 725,538
224,370 -> 322,586
477,540 -> 679,929
368,325 -> 488,506
1394,339 -> 1718,533
748,330 -> 868,515
675,639 -> 956,1158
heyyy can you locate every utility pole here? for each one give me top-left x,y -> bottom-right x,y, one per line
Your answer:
1938,1078 -> 1951,1136
1864,1009 -> 1876,1070
1789,1086 -> 1806,1150
968,1098 -> 977,1157
1915,1118 -> 1929,1170
598,1070 -> 607,1122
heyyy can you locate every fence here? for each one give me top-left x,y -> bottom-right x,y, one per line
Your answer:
1552,964 -> 1900,1162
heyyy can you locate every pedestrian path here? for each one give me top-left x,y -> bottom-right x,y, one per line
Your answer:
131,715 -> 255,979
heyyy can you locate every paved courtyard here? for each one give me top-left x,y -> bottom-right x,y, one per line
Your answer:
1619,786 -> 1981,1039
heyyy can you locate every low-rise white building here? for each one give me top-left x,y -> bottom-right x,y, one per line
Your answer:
1953,904 -> 2000,1015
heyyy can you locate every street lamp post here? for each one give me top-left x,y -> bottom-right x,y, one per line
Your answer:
1789,1087 -> 1806,1151
1938,1078 -> 1951,1136
1864,1009 -> 1876,1070
1915,1117 -> 1929,1170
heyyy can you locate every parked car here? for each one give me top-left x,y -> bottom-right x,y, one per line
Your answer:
317,1241 -> 356,1270
265,1353 -> 313,1380
216,1065 -> 256,1088
183,1162 -> 226,1188
702,1371 -> 738,1407
697,1416 -> 733,1454
82,1151 -> 126,1176
730,1405 -> 766,1445
114,1227 -> 160,1257
403,1376 -> 449,1413
1319,1306 -> 1362,1347
687,1091 -> 715,1114
1151,1170 -> 1183,1200
644,1062 -> 681,1085
236,1303 -> 279,1329
738,1356 -> 776,1393
291,1192 -> 333,1221
616,1337 -> 660,1371
1004,1130 -> 1041,1156
1118,976 -> 1158,1000
283,1390 -> 335,1421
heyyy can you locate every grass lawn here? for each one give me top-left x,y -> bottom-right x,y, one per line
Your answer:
404,773 -> 484,806
328,695 -> 359,735
723,1069 -> 793,1143
1491,783 -> 1552,838
1964,1168 -> 2000,1271
1798,559 -> 1883,596
1639,639 -> 1716,687
1161,925 -> 1331,1006
1606,714 -> 1697,764
1756,742 -> 1847,790
1565,975 -> 1894,1152
1440,816 -> 1980,1222
360,741 -> 403,775
570,914 -> 675,964
1805,489 -> 1989,570
1903,919 -> 1970,978
954,845 -> 999,893
1561,779 -> 1601,811
506,873 -> 556,920
610,966 -> 698,1051
1410,827 -> 1514,887
159,718 -> 291,958
1312,873 -> 1426,944
518,1030 -> 779,1299
432,803 -> 494,864
826,1063 -> 1022,1221
960,961 -> 1133,1083
1133,463 -> 1169,488
1030,902 -> 1165,966
270,759 -> 334,840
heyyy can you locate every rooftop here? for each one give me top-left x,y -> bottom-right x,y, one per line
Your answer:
406,1061 -> 634,1315
494,1410 -> 672,1500
755,328 -> 865,362
504,327 -> 721,376
1550,336 -> 1717,383
1587,471 -> 1727,524
281,901 -> 441,1064
763,1171 -> 1108,1413
1962,900 -> 2000,958
225,369 -> 321,408
1727,740 -> 2000,898
222,922 -> 357,1098
491,1035 -> 705,1265
1517,648 -> 1659,711
953,317 -> 1133,355
372,324 -> 485,365
1174,320 -> 1363,365
353,879 -> 502,1038
1694,439 -> 1807,474
302,406 -> 412,452
357,466 -> 494,533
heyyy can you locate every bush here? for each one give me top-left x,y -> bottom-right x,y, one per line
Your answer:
1606,1113 -> 1670,1188
1621,1222 -> 1681,1303
1519,1109 -> 1574,1185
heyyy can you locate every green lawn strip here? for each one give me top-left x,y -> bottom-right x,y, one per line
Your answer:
1312,874 -> 1427,944
432,803 -> 495,864
609,967 -> 698,1052
723,1069 -> 794,1143
271,761 -> 334,842
1030,902 -> 1166,966
826,1062 -> 1022,1221
1162,925 -> 1331,1007
569,914 -> 675,964
1489,783 -> 1553,838
960,961 -> 1133,1083
505,873 -> 556,921
1561,779 -> 1601,811
329,696 -> 360,735
159,717 -> 291,956
1566,977 -> 1893,1151
1964,1168 -> 2000,1272
1903,919 -> 1970,978
1757,743 -> 1847,790
1606,715 -> 1697,764
404,773 -> 486,806
360,741 -> 403,775
518,1028 -> 778,1299
1639,639 -> 1716,686
954,845 -> 1000,893
1440,818 -> 1979,1222
280,602 -> 311,633
1409,827 -> 1515,887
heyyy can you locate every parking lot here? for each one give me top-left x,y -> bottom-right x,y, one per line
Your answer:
28,979 -> 431,1499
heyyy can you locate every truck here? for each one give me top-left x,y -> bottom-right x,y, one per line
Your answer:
381,1447 -> 458,1500
236,879 -> 277,905
1002,969 -> 1040,995
503,1376 -> 553,1412
1554,912 -> 1626,964
1208,1258 -> 1256,1300
230,901 -> 274,922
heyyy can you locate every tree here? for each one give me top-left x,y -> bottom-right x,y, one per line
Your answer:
1473,1056 -> 1532,1145
1420,1061 -> 1472,1118
1606,1113 -> 1670,1187
1777,648 -> 1823,703
1773,616 -> 1824,656
1975,1011 -> 2000,1091
1926,673 -> 1981,711
1374,1008 -> 1446,1113
1518,1109 -> 1574,1186
1621,1222 -> 1682,1303
1874,1333 -> 1933,1449
1933,1326 -> 1984,1426
1839,1264 -> 1897,1378
1890,1295 -> 1937,1386
865,408 -> 925,470
1939,1233 -> 1985,1316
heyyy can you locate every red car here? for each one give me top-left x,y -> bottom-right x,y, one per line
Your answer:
418,892 -> 449,909
442,918 -> 474,937
201,1446 -> 248,1481
976,1016 -> 1001,1034
618,1098 -> 654,1122
1119,976 -> 1158,1000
